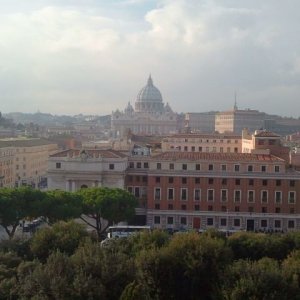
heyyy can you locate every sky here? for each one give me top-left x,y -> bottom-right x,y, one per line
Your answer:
0,0 -> 300,117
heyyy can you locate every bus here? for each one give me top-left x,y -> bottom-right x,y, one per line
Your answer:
106,225 -> 151,239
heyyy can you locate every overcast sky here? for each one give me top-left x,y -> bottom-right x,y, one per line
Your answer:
0,0 -> 299,117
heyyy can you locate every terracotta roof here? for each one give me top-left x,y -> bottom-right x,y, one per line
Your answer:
50,149 -> 128,158
153,152 -> 284,162
0,138 -> 55,148
254,131 -> 280,137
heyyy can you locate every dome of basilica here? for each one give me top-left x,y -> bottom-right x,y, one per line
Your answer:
136,75 -> 163,103
135,75 -> 164,113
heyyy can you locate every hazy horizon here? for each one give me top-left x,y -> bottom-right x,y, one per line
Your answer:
0,1 -> 300,117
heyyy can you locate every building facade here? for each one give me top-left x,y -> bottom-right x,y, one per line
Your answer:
47,149 -> 128,191
185,112 -> 216,133
215,108 -> 265,134
161,133 -> 241,153
111,76 -> 177,137
0,138 -> 58,188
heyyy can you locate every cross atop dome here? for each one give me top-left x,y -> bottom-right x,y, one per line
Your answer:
147,74 -> 153,86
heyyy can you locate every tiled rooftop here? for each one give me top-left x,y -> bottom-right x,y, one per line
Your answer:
0,138 -> 55,148
50,149 -> 128,159
254,131 -> 280,138
164,133 -> 241,139
153,151 -> 284,162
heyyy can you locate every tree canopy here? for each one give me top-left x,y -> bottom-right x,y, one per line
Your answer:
78,187 -> 138,239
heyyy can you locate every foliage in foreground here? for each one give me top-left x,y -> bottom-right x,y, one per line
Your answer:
1,226 -> 300,299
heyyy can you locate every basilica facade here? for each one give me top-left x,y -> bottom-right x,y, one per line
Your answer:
111,76 -> 177,137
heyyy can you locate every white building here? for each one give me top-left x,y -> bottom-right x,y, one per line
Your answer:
47,149 -> 128,191
111,76 -> 177,137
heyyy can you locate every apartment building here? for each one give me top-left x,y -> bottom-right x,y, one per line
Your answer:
0,146 -> 15,187
0,138 -> 58,188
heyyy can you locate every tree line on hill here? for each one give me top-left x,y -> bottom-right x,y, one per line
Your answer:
0,224 -> 300,299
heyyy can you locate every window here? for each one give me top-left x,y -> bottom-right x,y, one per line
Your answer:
234,190 -> 241,202
168,204 -> 173,210
191,146 -> 195,152
199,146 -> 202,152
157,163 -> 161,170
288,220 -> 295,229
276,180 -> 281,186
129,162 -> 134,168
154,188 -> 161,201
136,176 -> 140,182
274,165 -> 280,173
290,208 -> 295,214
194,189 -> 201,201
144,162 -> 149,168
182,177 -> 187,184
207,189 -> 214,201
261,165 -> 266,172
167,217 -> 174,225
195,178 -> 200,184
155,204 -> 160,210
275,207 -> 281,213
127,187 -> 133,193
274,220 -> 281,229
208,178 -> 214,184
142,176 -> 147,183
184,146 -> 188,151
235,206 -> 240,212
208,164 -> 214,171
234,164 -> 240,172
220,218 -> 227,226
181,204 -> 187,210
155,177 -> 160,183
208,205 -> 213,211
235,179 -> 240,185
194,204 -> 200,211
261,220 -> 268,228
180,217 -> 187,225
207,218 -> 214,226
221,189 -> 228,202
136,162 -> 141,168
169,163 -> 174,170
181,188 -> 188,201
182,164 -> 187,170
248,190 -> 255,203
221,164 -> 227,171
248,165 -> 253,172
221,178 -> 227,185
262,207 -> 267,213
196,164 -> 200,171
275,191 -> 282,204
168,188 -> 174,200
154,216 -> 160,224
288,191 -> 296,204
290,180 -> 295,187
261,190 -> 268,203
56,162 -> 61,169
249,179 -> 254,186
248,206 -> 254,212
128,175 -> 133,182
168,177 -> 174,184
262,179 -> 268,186
134,187 -> 140,198
221,206 -> 227,212
233,219 -> 240,227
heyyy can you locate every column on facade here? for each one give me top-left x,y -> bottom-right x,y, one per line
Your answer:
65,180 -> 70,192
71,181 -> 76,192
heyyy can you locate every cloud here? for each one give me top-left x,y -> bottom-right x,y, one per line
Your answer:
0,0 -> 299,117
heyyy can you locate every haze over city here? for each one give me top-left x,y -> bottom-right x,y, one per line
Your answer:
0,0 -> 300,117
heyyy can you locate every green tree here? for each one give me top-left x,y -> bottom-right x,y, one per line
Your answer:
0,187 -> 45,239
30,221 -> 88,261
42,190 -> 82,224
78,187 -> 138,239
